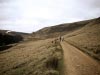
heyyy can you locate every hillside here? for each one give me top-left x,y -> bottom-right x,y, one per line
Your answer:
0,29 -> 44,51
64,17 -> 100,60
0,30 -> 24,46
32,17 -> 100,60
0,38 -> 63,75
33,18 -> 94,39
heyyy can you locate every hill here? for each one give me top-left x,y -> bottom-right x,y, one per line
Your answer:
0,30 -> 24,46
32,17 -> 100,60
32,18 -> 94,39
64,17 -> 100,60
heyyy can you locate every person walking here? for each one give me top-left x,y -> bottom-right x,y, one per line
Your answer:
62,36 -> 64,41
59,36 -> 62,42
59,36 -> 64,42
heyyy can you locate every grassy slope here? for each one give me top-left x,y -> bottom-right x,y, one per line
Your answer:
33,19 -> 91,39
0,39 -> 63,75
64,18 -> 100,60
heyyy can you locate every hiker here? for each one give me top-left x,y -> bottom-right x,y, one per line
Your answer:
59,36 -> 62,42
59,36 -> 64,42
62,36 -> 64,41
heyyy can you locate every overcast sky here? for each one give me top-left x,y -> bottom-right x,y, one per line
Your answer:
0,0 -> 100,33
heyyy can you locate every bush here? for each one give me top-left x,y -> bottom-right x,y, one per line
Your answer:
46,56 -> 59,70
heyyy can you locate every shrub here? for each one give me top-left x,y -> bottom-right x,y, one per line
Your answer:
46,56 -> 59,70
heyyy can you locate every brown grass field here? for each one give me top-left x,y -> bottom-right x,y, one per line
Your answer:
0,39 -> 63,75
64,23 -> 100,61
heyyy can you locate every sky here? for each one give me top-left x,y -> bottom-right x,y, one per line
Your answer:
0,0 -> 100,33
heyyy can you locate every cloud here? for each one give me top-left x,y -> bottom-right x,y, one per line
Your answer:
0,0 -> 8,3
0,0 -> 100,33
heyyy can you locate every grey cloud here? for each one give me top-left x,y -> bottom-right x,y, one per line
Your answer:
92,1 -> 100,8
0,0 -> 100,33
0,0 -> 11,3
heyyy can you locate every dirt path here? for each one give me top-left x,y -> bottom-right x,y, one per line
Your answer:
61,41 -> 100,75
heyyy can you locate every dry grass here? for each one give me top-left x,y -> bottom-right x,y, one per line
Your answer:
64,24 -> 100,60
0,39 -> 63,75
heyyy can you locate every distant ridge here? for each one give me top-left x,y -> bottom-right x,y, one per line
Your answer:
32,18 -> 97,38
